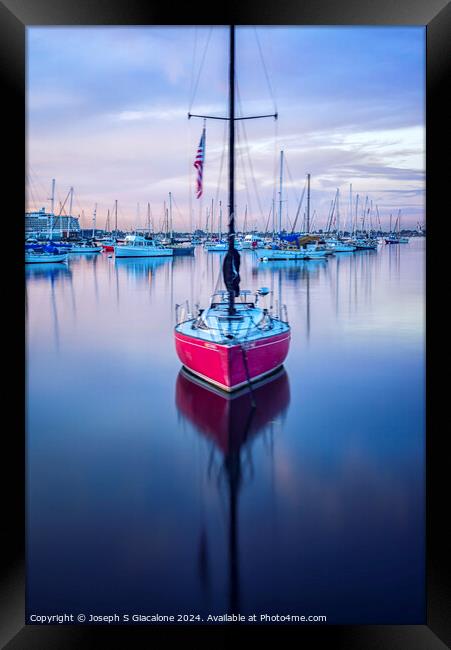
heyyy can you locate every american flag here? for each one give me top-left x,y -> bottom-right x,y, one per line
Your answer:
194,127 -> 206,199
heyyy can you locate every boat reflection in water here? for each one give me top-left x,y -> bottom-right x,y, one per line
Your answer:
25,262 -> 72,282
175,366 -> 290,614
114,256 -> 172,276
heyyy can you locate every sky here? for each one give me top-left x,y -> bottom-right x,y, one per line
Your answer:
26,26 -> 425,232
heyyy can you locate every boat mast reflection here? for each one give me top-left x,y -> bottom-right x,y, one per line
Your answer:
175,367 -> 290,614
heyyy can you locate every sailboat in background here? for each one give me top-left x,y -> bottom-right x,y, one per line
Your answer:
385,210 -> 408,244
174,25 -> 291,392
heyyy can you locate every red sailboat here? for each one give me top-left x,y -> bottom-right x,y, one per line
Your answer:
174,25 -> 291,392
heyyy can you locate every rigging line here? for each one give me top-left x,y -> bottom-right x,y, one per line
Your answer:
284,154 -> 301,208
214,119 -> 228,214
235,122 -> 254,232
188,26 -> 214,114
237,125 -> 253,230
172,195 -> 185,230
264,204 -> 273,234
28,165 -> 48,204
253,27 -> 278,114
285,205 -> 293,232
187,111 -> 193,234
291,182 -> 307,234
272,111 -> 279,233
188,27 -> 198,110
26,173 -> 39,211
236,83 -> 265,229
310,209 -> 317,232
240,344 -> 256,408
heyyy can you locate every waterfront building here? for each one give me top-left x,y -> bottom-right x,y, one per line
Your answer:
25,207 -> 81,238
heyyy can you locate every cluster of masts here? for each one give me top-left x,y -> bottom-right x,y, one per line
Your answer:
28,176 -> 422,240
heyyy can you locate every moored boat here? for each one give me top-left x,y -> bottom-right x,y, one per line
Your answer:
69,241 -> 102,253
115,234 -> 173,258
25,244 -> 68,264
174,25 -> 291,392
352,237 -> 378,250
175,290 -> 290,392
204,240 -> 229,251
325,238 -> 356,252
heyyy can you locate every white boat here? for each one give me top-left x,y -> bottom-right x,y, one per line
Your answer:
25,250 -> 68,264
204,240 -> 229,251
325,238 -> 356,252
302,242 -> 329,259
204,239 -> 242,251
114,234 -> 173,258
351,237 -> 378,250
69,242 -> 102,253
242,234 -> 264,249
256,247 -> 307,261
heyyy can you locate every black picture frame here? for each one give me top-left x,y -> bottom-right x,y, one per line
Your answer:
2,1 -> 448,647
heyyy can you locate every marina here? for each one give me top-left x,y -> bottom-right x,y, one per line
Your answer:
26,239 -> 425,622
24,23 -> 426,628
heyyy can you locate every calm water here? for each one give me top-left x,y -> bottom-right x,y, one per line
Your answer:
26,240 -> 425,624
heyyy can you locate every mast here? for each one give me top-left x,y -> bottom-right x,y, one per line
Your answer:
219,201 -> 222,240
278,150 -> 284,234
169,192 -> 173,240
227,24 -> 236,316
272,198 -> 275,237
354,194 -> 359,237
67,187 -> 74,237
49,178 -> 55,239
306,173 -> 311,234
114,199 -> 118,234
92,203 -> 97,239
349,183 -> 352,237
362,196 -> 368,233
50,179 -> 55,217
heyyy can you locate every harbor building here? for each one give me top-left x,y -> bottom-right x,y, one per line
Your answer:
25,207 -> 81,238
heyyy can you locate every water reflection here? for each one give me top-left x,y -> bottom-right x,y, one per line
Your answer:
26,240 -> 425,622
175,368 -> 290,614
114,256 -> 172,278
26,263 -> 74,351
25,262 -> 72,282
251,258 -> 327,283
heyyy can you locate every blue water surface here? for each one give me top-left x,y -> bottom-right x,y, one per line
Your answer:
26,240 -> 425,624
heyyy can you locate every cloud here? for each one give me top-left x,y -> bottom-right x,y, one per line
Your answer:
26,26 -> 425,230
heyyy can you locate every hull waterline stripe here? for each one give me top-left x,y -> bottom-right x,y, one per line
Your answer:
181,364 -> 285,392
174,333 -> 291,351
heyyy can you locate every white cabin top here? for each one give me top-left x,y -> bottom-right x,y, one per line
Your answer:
175,291 -> 290,345
123,235 -> 157,246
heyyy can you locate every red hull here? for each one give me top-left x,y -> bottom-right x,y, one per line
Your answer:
175,368 -> 290,454
102,244 -> 115,252
174,330 -> 290,391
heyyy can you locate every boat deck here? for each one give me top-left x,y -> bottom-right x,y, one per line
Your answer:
175,300 -> 289,345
